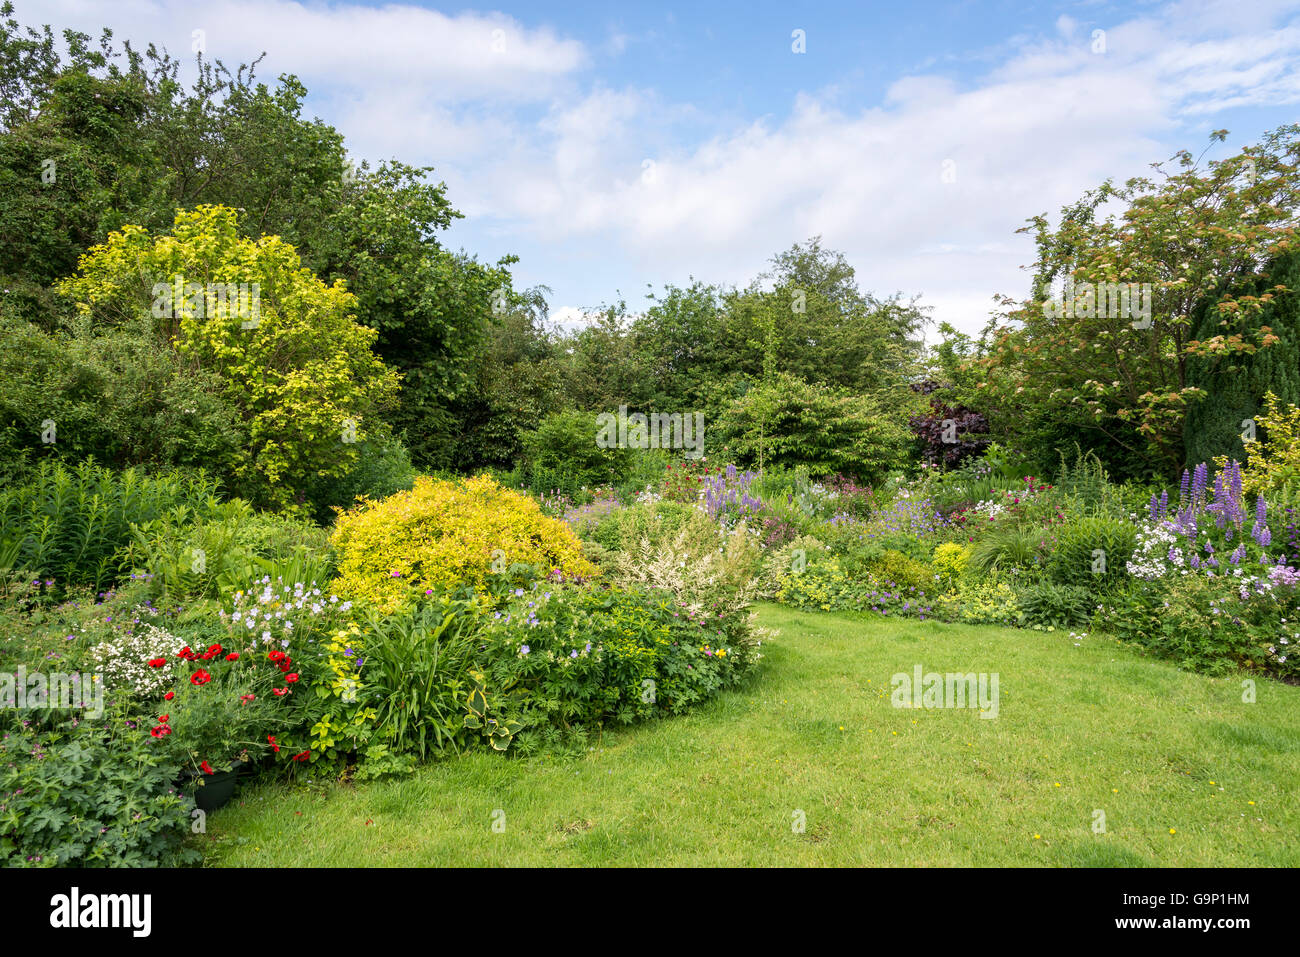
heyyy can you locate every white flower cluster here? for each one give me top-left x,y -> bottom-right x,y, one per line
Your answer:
87,622 -> 177,698
1126,522 -> 1181,580
220,576 -> 349,651
634,484 -> 662,506
971,499 -> 1006,520
1267,632 -> 1293,664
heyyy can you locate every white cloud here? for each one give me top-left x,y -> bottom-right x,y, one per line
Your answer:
440,0 -> 1300,335
549,305 -> 591,330
35,0 -> 588,100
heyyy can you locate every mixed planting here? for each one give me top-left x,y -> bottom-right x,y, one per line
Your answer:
1,5 -> 1298,868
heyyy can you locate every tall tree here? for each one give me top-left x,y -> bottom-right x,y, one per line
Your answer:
1184,249 -> 1300,466
974,126 -> 1300,480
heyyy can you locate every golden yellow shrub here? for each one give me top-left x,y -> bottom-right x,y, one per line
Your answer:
932,542 -> 972,584
1230,391 -> 1300,494
330,475 -> 597,613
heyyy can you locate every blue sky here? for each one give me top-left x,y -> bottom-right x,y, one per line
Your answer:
21,0 -> 1300,334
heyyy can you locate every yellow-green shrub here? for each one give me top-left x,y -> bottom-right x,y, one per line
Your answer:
57,205 -> 400,510
932,542 -> 972,584
330,475 -> 597,613
1232,391 -> 1300,494
934,574 -> 1020,626
864,549 -> 935,593
758,534 -> 829,597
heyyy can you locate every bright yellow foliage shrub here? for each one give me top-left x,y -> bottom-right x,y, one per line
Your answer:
1232,391 -> 1300,494
330,475 -> 597,612
932,542 -> 972,583
57,205 -> 400,510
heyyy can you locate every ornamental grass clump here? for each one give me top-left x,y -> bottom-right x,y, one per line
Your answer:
330,475 -> 597,613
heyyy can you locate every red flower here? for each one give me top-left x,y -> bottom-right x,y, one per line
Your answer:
148,658 -> 167,668
285,673 -> 299,683
240,693 -> 255,705
164,691 -> 175,701
190,669 -> 213,686
158,714 -> 169,723
268,651 -> 286,662
200,760 -> 215,775
208,643 -> 222,655
273,687 -> 288,697
268,735 -> 280,753
225,652 -> 240,661
291,751 -> 310,762
178,646 -> 198,661
149,726 -> 166,738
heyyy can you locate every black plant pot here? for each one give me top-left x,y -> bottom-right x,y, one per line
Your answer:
191,767 -> 240,813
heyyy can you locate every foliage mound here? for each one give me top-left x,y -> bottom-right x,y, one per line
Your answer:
330,475 -> 597,613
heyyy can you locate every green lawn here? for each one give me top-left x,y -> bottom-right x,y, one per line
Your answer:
201,604 -> 1300,866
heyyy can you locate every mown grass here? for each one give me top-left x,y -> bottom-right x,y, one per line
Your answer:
201,604 -> 1300,866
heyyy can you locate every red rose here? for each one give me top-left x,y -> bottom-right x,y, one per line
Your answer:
285,673 -> 299,683
225,652 -> 240,661
190,669 -> 212,686
148,658 -> 167,668
164,691 -> 175,701
200,760 -> 215,774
